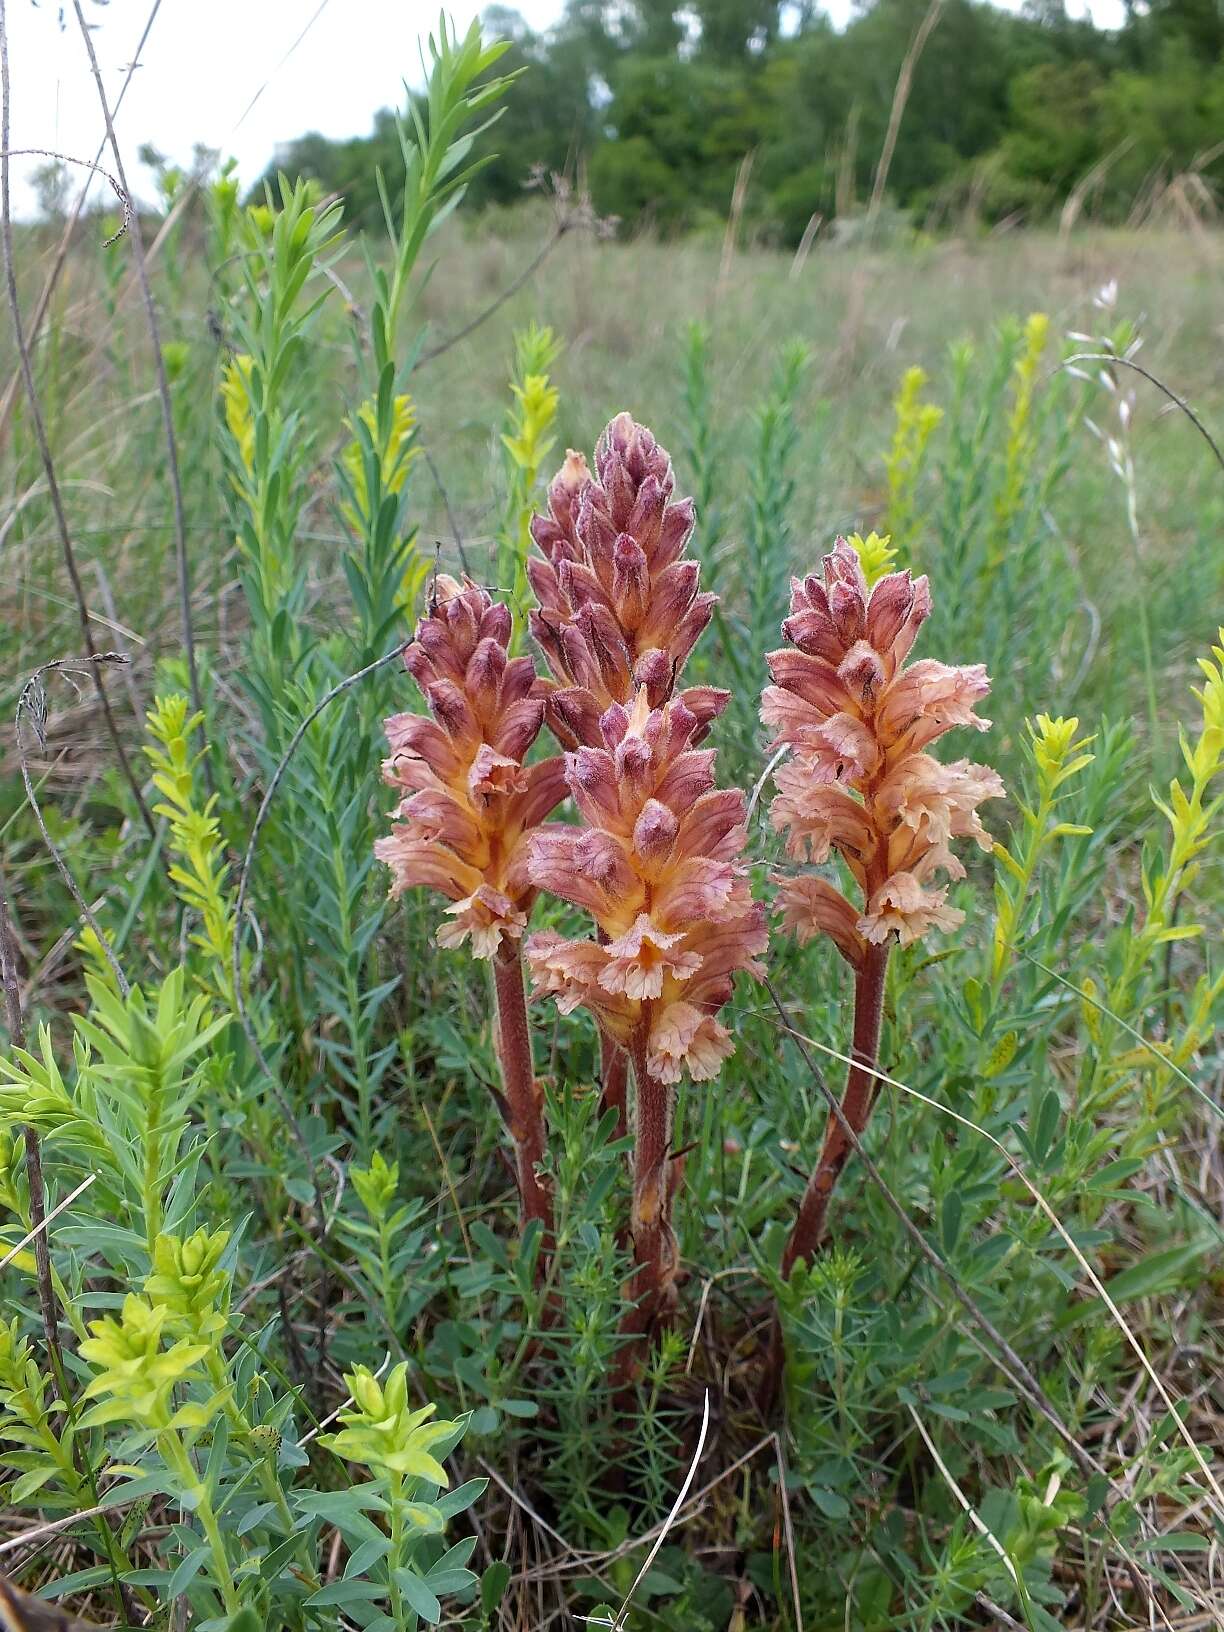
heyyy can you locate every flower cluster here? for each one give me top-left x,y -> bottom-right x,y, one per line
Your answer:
376,576 -> 566,958
765,538 -> 1003,960
78,1295 -> 211,1432
144,1227 -> 232,1346
341,391 -> 419,530
321,1363 -> 457,1486
527,688 -> 766,1085
528,412 -> 727,749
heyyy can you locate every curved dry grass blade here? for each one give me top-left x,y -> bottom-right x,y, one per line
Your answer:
580,1390 -> 712,1632
907,1402 -> 1019,1585
1016,947 -> 1220,1117
762,975 -> 1102,1479
1058,353 -> 1224,478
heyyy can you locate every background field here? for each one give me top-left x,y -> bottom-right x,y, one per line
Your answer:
9,217 -> 1222,735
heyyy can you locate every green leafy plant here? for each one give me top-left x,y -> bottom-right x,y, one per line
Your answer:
315,1363 -> 481,1628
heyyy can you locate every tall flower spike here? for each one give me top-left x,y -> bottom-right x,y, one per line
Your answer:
530,413 -> 729,1136
529,412 -> 729,751
526,688 -> 766,1351
763,538 -> 1002,1294
377,576 -> 565,1241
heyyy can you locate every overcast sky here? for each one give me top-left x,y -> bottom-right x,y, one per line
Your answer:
5,0 -> 1124,218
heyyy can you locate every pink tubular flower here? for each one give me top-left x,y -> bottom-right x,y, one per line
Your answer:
526,689 -> 765,1085
529,413 -> 728,750
527,411 -> 763,1356
376,576 -> 566,959
759,540 -> 1006,1348
764,538 -> 1003,959
527,686 -> 765,1349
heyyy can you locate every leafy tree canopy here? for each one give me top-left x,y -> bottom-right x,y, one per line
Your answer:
252,0 -> 1224,240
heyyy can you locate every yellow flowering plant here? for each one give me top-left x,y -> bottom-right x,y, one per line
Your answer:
317,1363 -> 480,1628
497,321 -> 561,634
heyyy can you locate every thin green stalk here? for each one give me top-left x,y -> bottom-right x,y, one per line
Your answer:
159,1432 -> 239,1615
388,1474 -> 406,1627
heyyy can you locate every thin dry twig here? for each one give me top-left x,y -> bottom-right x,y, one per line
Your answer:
69,0 -> 207,763
1058,352 -> 1224,478
15,656 -> 133,997
0,146 -> 129,242
420,444 -> 471,575
477,1458 -> 578,1559
418,220 -> 573,367
0,7 -> 154,835
0,1496 -> 129,1558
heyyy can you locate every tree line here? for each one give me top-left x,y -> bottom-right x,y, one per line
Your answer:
257,0 -> 1224,241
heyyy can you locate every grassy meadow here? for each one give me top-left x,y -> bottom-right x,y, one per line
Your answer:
1,34 -> 1223,1632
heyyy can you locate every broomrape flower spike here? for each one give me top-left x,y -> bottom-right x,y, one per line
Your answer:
529,411 -> 729,750
528,414 -> 762,1355
763,538 -> 1003,1288
530,412 -> 729,1137
527,688 -> 765,1351
376,576 -> 565,1241
527,688 -> 765,1084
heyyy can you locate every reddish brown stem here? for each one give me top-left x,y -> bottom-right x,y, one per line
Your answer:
599,1035 -> 629,1140
616,1028 -> 678,1380
781,941 -> 890,1278
492,943 -> 553,1253
762,941 -> 890,1415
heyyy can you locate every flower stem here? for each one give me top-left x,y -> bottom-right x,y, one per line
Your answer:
781,941 -> 890,1277
492,942 -> 553,1251
388,1474 -> 406,1628
761,941 -> 890,1415
599,1034 -> 629,1141
160,1433 -> 239,1615
617,1027 -> 678,1377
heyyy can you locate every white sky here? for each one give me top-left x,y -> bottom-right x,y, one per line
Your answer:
5,0 -> 1124,218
